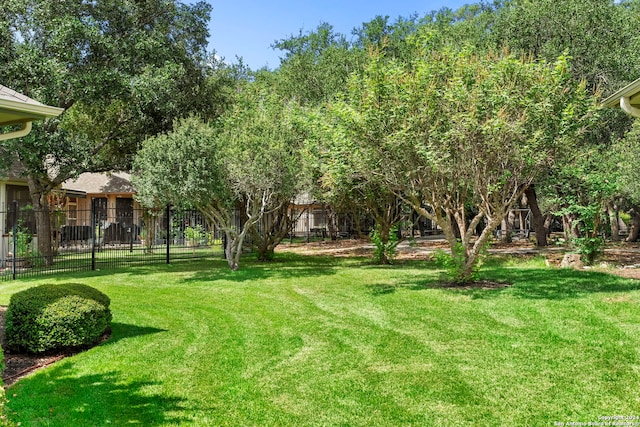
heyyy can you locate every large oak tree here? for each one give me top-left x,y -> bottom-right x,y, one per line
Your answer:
0,0 -> 219,263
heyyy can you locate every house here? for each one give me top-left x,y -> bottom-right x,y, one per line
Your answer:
1,162 -> 87,262
1,84 -> 64,264
61,172 -> 143,244
62,171 -> 138,226
1,84 -> 64,212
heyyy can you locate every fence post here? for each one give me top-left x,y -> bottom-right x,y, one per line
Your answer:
166,204 -> 171,264
11,200 -> 17,280
91,198 -> 96,271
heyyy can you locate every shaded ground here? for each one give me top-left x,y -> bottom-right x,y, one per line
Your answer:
279,236 -> 640,279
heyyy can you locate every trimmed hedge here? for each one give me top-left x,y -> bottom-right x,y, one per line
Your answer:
5,283 -> 112,354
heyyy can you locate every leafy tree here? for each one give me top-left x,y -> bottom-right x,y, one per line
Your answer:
491,0 -> 638,88
612,122 -> 640,241
134,83 -> 305,270
488,0 -> 640,245
313,56 -> 409,263
133,117 -> 244,269
271,24 -> 367,242
352,14 -> 423,62
219,82 -> 307,262
336,47 -> 596,283
549,155 -> 618,263
0,0 -> 217,263
272,23 -> 364,106
421,3 -> 499,52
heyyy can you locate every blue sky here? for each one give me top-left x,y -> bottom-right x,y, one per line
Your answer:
204,1 -> 471,69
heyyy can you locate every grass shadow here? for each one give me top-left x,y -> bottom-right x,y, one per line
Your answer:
400,266 -> 640,300
181,252 -> 368,284
6,364 -> 189,426
493,268 -> 640,300
104,322 -> 168,346
366,283 -> 398,296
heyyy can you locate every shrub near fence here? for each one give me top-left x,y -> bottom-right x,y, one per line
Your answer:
5,283 -> 112,353
0,203 -> 223,281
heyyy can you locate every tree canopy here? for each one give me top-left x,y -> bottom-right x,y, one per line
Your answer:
134,81 -> 306,270
6,0 -> 640,278
327,46 -> 597,282
0,0 -> 229,263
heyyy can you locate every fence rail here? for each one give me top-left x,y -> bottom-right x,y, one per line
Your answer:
1,202 -> 223,281
1,199 -> 445,280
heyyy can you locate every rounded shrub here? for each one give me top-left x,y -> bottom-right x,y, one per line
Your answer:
5,283 -> 112,354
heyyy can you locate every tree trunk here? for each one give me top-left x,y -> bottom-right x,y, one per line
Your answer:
27,177 -> 54,266
353,211 -> 365,239
377,222 -> 392,265
607,203 -> 620,241
459,216 -> 502,284
225,230 -> 240,271
321,205 -> 337,241
563,214 -> 580,239
450,213 -> 461,239
524,185 -> 548,247
626,206 -> 640,242
544,215 -> 553,237
253,205 -> 292,262
502,211 -> 515,243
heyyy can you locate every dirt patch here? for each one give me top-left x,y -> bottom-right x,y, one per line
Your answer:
279,239 -> 374,257
281,237 -> 640,279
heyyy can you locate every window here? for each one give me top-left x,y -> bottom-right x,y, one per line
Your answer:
93,197 -> 108,223
67,197 -> 77,226
5,185 -> 36,234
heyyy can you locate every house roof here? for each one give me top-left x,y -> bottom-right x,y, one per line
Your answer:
602,77 -> 640,111
0,161 -> 86,197
63,172 -> 135,195
0,84 -> 64,127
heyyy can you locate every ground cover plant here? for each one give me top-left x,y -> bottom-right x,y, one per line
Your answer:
0,253 -> 639,426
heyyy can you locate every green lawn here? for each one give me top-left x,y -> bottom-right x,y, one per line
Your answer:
1,254 -> 640,426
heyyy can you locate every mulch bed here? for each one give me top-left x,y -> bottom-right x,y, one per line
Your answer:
0,307 -> 68,387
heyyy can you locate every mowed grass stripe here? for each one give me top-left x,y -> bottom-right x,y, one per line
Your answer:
2,253 -> 639,426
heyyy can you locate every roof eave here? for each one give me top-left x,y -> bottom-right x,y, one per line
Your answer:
0,98 -> 64,125
602,76 -> 640,108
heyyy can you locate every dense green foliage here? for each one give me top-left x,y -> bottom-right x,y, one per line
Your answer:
6,0 -> 640,277
370,224 -> 400,264
613,121 -> 640,205
0,257 -> 638,425
133,83 -> 307,270
326,47 -> 597,282
5,283 -> 111,354
0,0 -> 235,265
274,0 -> 640,277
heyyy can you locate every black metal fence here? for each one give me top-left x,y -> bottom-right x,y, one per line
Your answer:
1,199 -> 446,280
1,202 -> 223,281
